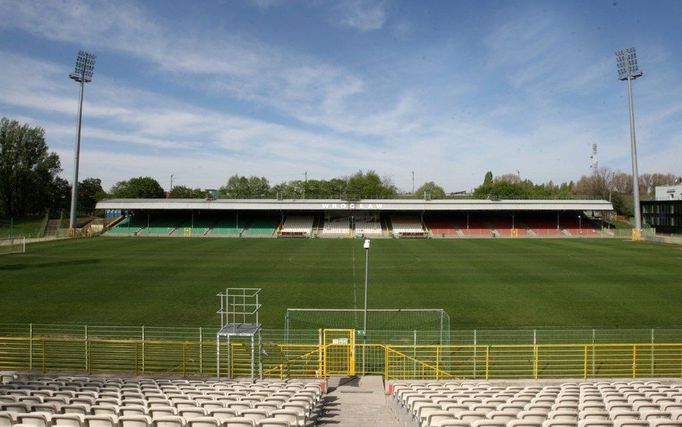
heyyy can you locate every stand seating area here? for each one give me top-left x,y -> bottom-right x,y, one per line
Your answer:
0,376 -> 324,427
389,379 -> 682,427
279,216 -> 314,238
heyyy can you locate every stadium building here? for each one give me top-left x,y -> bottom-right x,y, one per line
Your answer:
97,198 -> 613,238
642,184 -> 682,234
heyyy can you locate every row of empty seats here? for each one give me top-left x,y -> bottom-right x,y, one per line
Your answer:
389,380 -> 682,427
390,216 -> 425,237
0,376 -> 324,427
319,217 -> 351,236
354,216 -> 383,236
279,217 -> 314,237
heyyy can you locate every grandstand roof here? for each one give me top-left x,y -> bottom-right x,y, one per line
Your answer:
97,198 -> 613,212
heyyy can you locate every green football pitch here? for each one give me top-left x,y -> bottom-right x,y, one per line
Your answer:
1,237 -> 681,329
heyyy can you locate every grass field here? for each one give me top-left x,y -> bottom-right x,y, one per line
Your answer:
1,237 -> 681,330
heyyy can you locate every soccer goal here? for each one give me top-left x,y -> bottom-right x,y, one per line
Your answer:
285,308 -> 450,344
0,237 -> 26,255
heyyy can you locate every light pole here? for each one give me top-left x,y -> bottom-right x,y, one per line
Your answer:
362,238 -> 370,374
615,47 -> 643,233
68,50 -> 96,231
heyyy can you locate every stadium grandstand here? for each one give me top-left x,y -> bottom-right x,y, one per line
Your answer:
96,198 -> 613,239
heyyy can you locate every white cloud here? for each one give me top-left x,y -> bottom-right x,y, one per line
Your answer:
335,0 -> 387,31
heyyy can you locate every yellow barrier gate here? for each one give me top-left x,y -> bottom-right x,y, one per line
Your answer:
322,329 -> 355,376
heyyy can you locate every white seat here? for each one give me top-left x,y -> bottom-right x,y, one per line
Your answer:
239,410 -> 269,422
152,416 -> 185,427
508,422 -> 543,427
577,421 -> 613,427
222,418 -> 256,427
268,411 -> 298,427
83,415 -> 118,427
613,421 -> 648,427
649,421 -> 682,427
118,415 -> 152,427
471,421 -> 507,427
15,413 -> 51,427
255,419 -> 292,427
51,414 -> 84,427
186,417 -> 221,427
542,421 -> 578,427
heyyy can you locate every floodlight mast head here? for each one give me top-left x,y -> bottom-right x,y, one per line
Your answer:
69,50 -> 96,83
615,47 -> 643,81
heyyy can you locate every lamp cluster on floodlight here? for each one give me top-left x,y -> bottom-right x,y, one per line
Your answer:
69,50 -> 96,83
615,48 -> 643,81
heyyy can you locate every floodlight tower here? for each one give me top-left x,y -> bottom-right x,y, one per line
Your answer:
615,47 -> 643,231
68,50 -> 96,231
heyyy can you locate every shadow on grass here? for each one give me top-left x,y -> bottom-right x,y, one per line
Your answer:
0,259 -> 100,270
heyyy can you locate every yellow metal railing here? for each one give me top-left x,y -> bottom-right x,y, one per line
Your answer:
2,336 -> 682,380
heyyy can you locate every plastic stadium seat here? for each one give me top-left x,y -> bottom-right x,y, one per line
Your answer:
548,411 -> 578,421
255,419 -> 292,427
0,412 -> 14,427
222,418 -> 256,427
267,410 -> 298,427
15,413 -> 51,427
424,411 -> 456,426
577,421 -> 613,427
643,412 -> 673,421
118,415 -> 153,427
121,406 -> 149,417
83,414 -> 118,427
239,410 -> 270,423
458,411 -> 487,422
180,408 -> 208,420
508,422 -> 543,427
609,411 -> 641,420
253,403 -> 279,413
1,403 -> 29,413
431,421 -> 470,427
613,421 -> 648,427
487,410 -> 517,421
542,421 -> 578,427
51,414 -> 85,427
579,411 -> 610,420
649,422 -> 682,427
208,409 -> 239,422
185,417 -> 221,427
149,407 -> 178,418
151,415 -> 186,427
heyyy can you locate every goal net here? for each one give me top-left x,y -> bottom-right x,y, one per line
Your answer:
0,237 -> 26,255
285,308 -> 450,344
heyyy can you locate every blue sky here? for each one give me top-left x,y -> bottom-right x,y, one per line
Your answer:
0,0 -> 681,193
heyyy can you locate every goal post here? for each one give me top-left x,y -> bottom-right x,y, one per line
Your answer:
285,308 -> 450,344
0,237 -> 26,255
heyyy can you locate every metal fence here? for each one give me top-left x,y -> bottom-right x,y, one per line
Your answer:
2,324 -> 682,379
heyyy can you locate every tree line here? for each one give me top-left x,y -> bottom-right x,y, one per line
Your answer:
1,117 -> 679,219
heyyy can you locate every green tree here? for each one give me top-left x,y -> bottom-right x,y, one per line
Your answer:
111,177 -> 165,198
483,171 -> 493,186
0,118 -> 63,218
78,178 -> 107,214
218,175 -> 271,198
47,177 -> 71,216
415,181 -> 446,199
169,185 -> 205,198
346,170 -> 397,198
